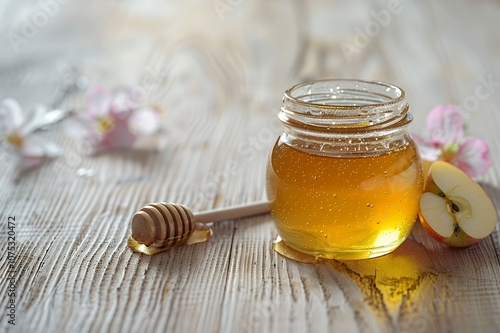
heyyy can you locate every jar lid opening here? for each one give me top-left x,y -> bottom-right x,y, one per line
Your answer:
282,79 -> 409,129
285,79 -> 404,110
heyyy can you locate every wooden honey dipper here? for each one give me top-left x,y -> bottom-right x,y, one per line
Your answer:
128,201 -> 270,255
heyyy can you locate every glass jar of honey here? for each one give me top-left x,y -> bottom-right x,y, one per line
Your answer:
267,79 -> 424,260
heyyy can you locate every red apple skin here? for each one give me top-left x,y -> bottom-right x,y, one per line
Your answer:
417,214 -> 445,243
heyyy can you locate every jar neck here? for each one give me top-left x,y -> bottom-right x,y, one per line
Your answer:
279,79 -> 412,156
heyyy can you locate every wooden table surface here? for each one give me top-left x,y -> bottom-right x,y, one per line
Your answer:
1,1 -> 500,332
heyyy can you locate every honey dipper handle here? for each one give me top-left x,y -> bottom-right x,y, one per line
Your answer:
193,201 -> 270,223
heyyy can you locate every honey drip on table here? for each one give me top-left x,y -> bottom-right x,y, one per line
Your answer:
272,236 -> 324,264
128,223 -> 213,255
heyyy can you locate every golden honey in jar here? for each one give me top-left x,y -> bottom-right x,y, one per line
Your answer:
267,79 -> 424,260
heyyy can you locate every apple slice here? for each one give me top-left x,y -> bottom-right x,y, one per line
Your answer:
419,161 -> 498,247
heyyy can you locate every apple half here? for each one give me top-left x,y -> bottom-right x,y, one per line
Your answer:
419,161 -> 498,247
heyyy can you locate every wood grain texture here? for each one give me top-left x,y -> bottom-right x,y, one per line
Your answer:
1,0 -> 500,332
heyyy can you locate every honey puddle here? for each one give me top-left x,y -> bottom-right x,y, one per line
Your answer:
273,236 -> 324,264
185,223 -> 213,245
128,223 -> 213,255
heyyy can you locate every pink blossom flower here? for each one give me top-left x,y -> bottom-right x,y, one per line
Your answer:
76,86 -> 160,153
0,99 -> 62,170
411,104 -> 491,177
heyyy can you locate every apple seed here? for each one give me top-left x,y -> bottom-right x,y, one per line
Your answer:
451,202 -> 460,212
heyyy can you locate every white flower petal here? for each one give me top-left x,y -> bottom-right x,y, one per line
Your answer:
0,99 -> 24,132
129,108 -> 160,135
21,105 -> 47,135
33,108 -> 67,131
21,135 -> 61,158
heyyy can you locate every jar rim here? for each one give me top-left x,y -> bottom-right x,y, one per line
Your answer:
281,79 -> 410,130
284,79 -> 405,111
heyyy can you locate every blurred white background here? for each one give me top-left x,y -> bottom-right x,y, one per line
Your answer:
1,0 -> 499,133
